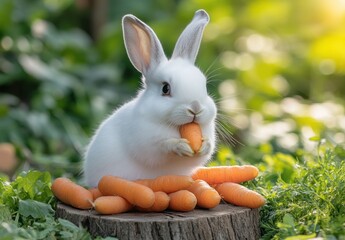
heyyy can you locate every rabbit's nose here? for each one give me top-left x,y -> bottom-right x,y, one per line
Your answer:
188,100 -> 203,115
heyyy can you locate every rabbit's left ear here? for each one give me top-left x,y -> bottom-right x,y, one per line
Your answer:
123,14 -> 167,74
171,9 -> 209,63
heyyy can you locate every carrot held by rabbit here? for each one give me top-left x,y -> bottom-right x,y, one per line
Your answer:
179,122 -> 203,153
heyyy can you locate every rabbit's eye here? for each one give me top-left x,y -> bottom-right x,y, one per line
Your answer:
162,82 -> 171,96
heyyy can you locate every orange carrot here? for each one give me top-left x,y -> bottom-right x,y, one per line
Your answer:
136,191 -> 170,212
168,190 -> 197,212
135,175 -> 194,193
94,196 -> 132,214
51,177 -> 93,209
192,165 -> 259,185
179,122 -> 202,153
215,182 -> 266,208
187,179 -> 221,209
88,187 -> 103,201
98,175 -> 155,208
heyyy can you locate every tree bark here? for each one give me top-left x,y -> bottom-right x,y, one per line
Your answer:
56,203 -> 260,240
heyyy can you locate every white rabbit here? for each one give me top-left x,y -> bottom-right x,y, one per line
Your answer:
83,9 -> 217,187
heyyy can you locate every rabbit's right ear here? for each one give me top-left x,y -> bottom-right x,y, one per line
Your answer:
172,10 -> 209,64
122,15 -> 167,74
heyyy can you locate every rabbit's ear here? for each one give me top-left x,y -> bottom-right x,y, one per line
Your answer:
171,9 -> 209,64
123,15 -> 167,74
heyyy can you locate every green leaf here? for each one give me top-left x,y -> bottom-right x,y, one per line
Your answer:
59,230 -> 74,239
0,205 -> 12,222
57,218 -> 79,231
18,199 -> 54,219
285,233 -> 316,240
283,213 -> 295,227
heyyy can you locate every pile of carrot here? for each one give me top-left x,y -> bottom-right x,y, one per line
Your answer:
51,165 -> 265,215
51,123 -> 265,214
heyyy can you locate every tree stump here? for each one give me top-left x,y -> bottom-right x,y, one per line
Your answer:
56,203 -> 260,240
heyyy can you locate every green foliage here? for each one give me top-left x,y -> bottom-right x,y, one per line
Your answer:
18,199 -> 54,219
0,171 -> 115,240
0,218 -> 93,240
0,171 -> 54,214
0,0 -> 131,178
256,143 -> 345,239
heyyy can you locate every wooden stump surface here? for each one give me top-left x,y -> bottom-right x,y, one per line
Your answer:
56,203 -> 260,240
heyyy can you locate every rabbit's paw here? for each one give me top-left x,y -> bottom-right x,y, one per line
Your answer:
164,138 -> 194,157
198,137 -> 212,156
175,138 -> 195,157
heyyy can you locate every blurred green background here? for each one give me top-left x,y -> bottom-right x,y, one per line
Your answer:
1,0 -> 344,179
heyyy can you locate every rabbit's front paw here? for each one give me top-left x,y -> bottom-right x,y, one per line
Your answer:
197,137 -> 212,156
175,138 -> 195,157
164,138 -> 194,157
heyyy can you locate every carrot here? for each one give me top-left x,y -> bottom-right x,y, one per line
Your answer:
94,196 -> 133,214
51,177 -> 93,209
191,165 -> 259,185
98,175 -> 155,208
136,191 -> 170,212
88,187 -> 103,201
179,122 -> 202,153
135,175 -> 194,193
168,190 -> 197,212
187,179 -> 221,209
215,182 -> 266,209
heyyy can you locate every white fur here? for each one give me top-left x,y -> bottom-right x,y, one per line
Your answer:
83,10 -> 217,187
